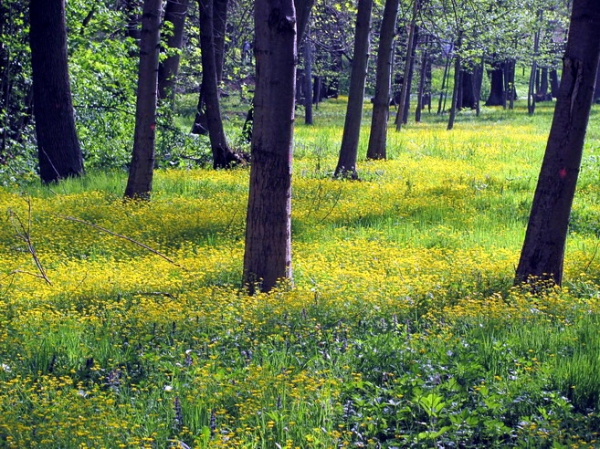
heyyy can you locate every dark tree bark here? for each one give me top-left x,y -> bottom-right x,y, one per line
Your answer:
30,0 -> 84,184
536,67 -> 552,101
192,0 -> 228,135
550,69 -> 560,98
334,0 -> 373,178
158,0 -> 190,103
124,0 -> 162,199
395,0 -> 419,130
447,33 -> 462,131
401,25 -> 418,125
528,11 -> 542,115
304,39 -> 314,125
485,62 -> 505,106
515,0 -> 600,286
243,0 -> 296,294
460,70 -> 476,109
198,0 -> 240,168
295,0 -> 316,45
366,0 -> 399,160
437,55 -> 451,114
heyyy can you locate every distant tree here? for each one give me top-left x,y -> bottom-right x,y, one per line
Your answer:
366,0 -> 399,159
243,0 -> 297,294
30,0 -> 84,183
334,0 -> 373,178
394,0 -> 419,131
124,0 -> 162,199
515,0 -> 600,286
158,0 -> 190,104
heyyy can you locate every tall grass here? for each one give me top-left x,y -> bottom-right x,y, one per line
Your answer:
1,99 -> 600,448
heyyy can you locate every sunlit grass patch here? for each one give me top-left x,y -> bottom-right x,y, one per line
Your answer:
2,100 -> 600,447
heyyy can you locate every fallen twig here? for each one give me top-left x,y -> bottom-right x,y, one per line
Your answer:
58,215 -> 186,270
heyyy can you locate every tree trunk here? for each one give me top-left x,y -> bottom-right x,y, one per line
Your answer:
243,0 -> 296,294
528,11 -> 542,115
395,0 -> 419,131
158,0 -> 189,103
198,0 -> 240,168
295,0 -> 316,45
366,0 -> 399,160
304,39 -> 314,125
415,40 -> 429,123
550,69 -> 560,98
515,0 -> 600,286
191,0 -> 228,135
447,33 -> 462,131
485,62 -> 505,106
334,0 -> 373,178
124,0 -> 162,199
437,55 -> 451,114
30,0 -> 84,184
460,70 -> 476,109
507,58 -> 516,109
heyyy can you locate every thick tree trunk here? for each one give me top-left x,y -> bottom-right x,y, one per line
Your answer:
366,0 -> 399,160
243,0 -> 296,294
124,0 -> 162,199
485,62 -> 504,106
395,0 -> 419,131
198,0 -> 240,168
334,0 -> 373,178
30,0 -> 84,184
515,0 -> 600,286
158,0 -> 189,103
460,70 -> 476,109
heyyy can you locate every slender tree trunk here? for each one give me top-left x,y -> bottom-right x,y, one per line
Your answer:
197,0 -> 239,168
158,0 -> 189,103
304,39 -> 314,125
475,54 -> 484,116
550,69 -> 560,98
515,0 -> 600,286
508,59 -> 516,109
415,39 -> 428,122
124,0 -> 162,199
528,11 -> 542,115
192,0 -> 228,134
447,33 -> 462,131
395,0 -> 419,130
30,0 -> 84,184
334,0 -> 373,178
401,25 -> 418,125
243,0 -> 296,294
366,0 -> 399,160
295,0 -> 316,45
437,55 -> 451,114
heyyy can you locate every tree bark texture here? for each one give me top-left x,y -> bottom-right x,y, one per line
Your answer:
366,0 -> 399,160
124,0 -> 162,199
447,33 -> 462,131
243,0 -> 296,294
198,0 -> 240,168
158,0 -> 189,103
295,0 -> 315,45
485,62 -> 505,106
515,0 -> 600,286
30,0 -> 84,184
334,0 -> 373,178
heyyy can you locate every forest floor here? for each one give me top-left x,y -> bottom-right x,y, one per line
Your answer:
2,99 -> 600,448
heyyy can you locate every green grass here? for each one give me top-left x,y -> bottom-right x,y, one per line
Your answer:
2,98 -> 600,448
